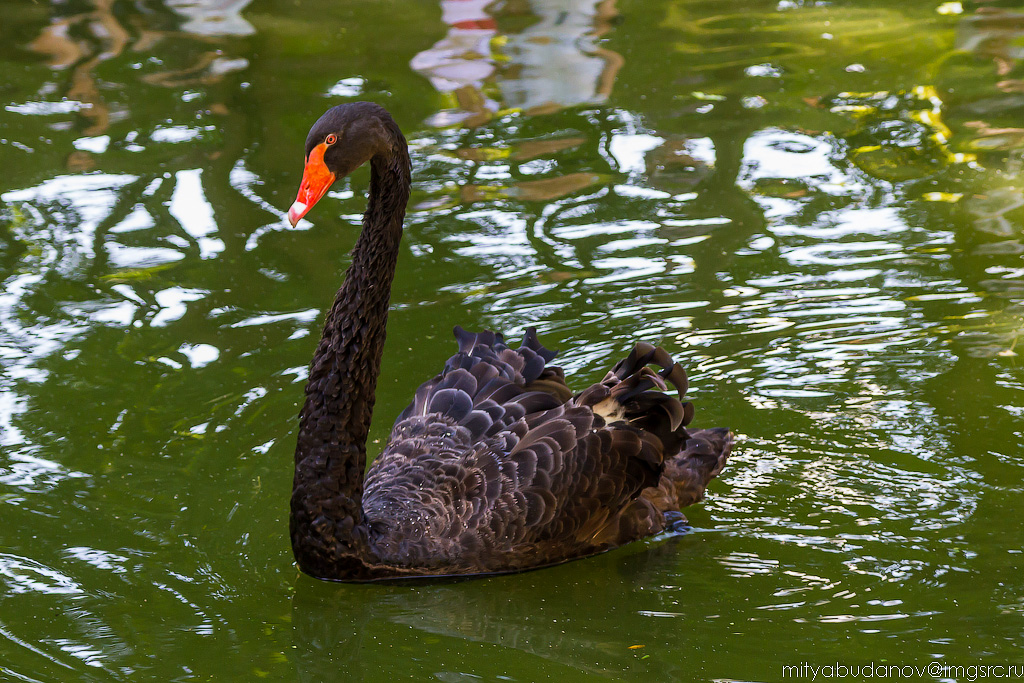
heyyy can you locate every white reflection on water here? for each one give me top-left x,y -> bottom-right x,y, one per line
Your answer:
109,204 -> 155,234
5,100 -> 90,116
63,547 -> 130,575
151,126 -> 210,144
153,287 -> 208,327
229,309 -> 319,328
609,133 -> 665,175
0,449 -> 89,490
106,245 -> 184,270
0,555 -> 83,596
230,158 -> 306,250
447,209 -> 532,265
588,256 -> 665,284
784,240 -> 910,266
72,136 -> 110,154
179,343 -> 220,369
719,551 -> 780,576
0,166 -> 99,456
169,169 -> 223,259
104,200 -> 182,269
2,174 -> 137,261
741,129 -> 847,186
165,0 -> 255,36
775,206 -> 907,239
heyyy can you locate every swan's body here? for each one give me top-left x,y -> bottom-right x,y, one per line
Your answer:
288,102 -> 732,581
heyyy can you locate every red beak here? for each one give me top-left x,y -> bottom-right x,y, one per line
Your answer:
288,141 -> 335,227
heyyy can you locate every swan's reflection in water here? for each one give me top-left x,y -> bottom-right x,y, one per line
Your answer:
291,535 -> 715,681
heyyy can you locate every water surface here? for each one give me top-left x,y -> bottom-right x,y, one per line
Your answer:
1,0 -> 1023,680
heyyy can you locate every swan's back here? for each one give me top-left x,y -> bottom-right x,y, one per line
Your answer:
361,328 -> 732,575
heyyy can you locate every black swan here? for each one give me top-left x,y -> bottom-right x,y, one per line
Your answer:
286,102 -> 733,581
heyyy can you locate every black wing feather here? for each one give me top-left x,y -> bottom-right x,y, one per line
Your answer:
362,327 -> 732,575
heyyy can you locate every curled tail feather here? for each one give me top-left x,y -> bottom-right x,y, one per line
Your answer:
577,342 -> 733,525
643,427 -> 733,514
576,342 -> 696,455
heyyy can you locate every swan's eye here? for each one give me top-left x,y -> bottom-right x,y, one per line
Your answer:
325,134 -> 337,145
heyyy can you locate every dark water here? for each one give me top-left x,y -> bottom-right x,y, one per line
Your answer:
1,0 -> 1023,680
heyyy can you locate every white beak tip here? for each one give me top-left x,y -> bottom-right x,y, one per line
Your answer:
287,201 -> 307,227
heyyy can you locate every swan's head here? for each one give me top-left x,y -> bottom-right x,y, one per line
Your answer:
288,102 -> 396,227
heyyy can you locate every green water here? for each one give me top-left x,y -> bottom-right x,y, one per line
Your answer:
1,0 -> 1023,680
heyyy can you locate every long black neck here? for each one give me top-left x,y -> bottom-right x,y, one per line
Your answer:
290,131 -> 411,580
